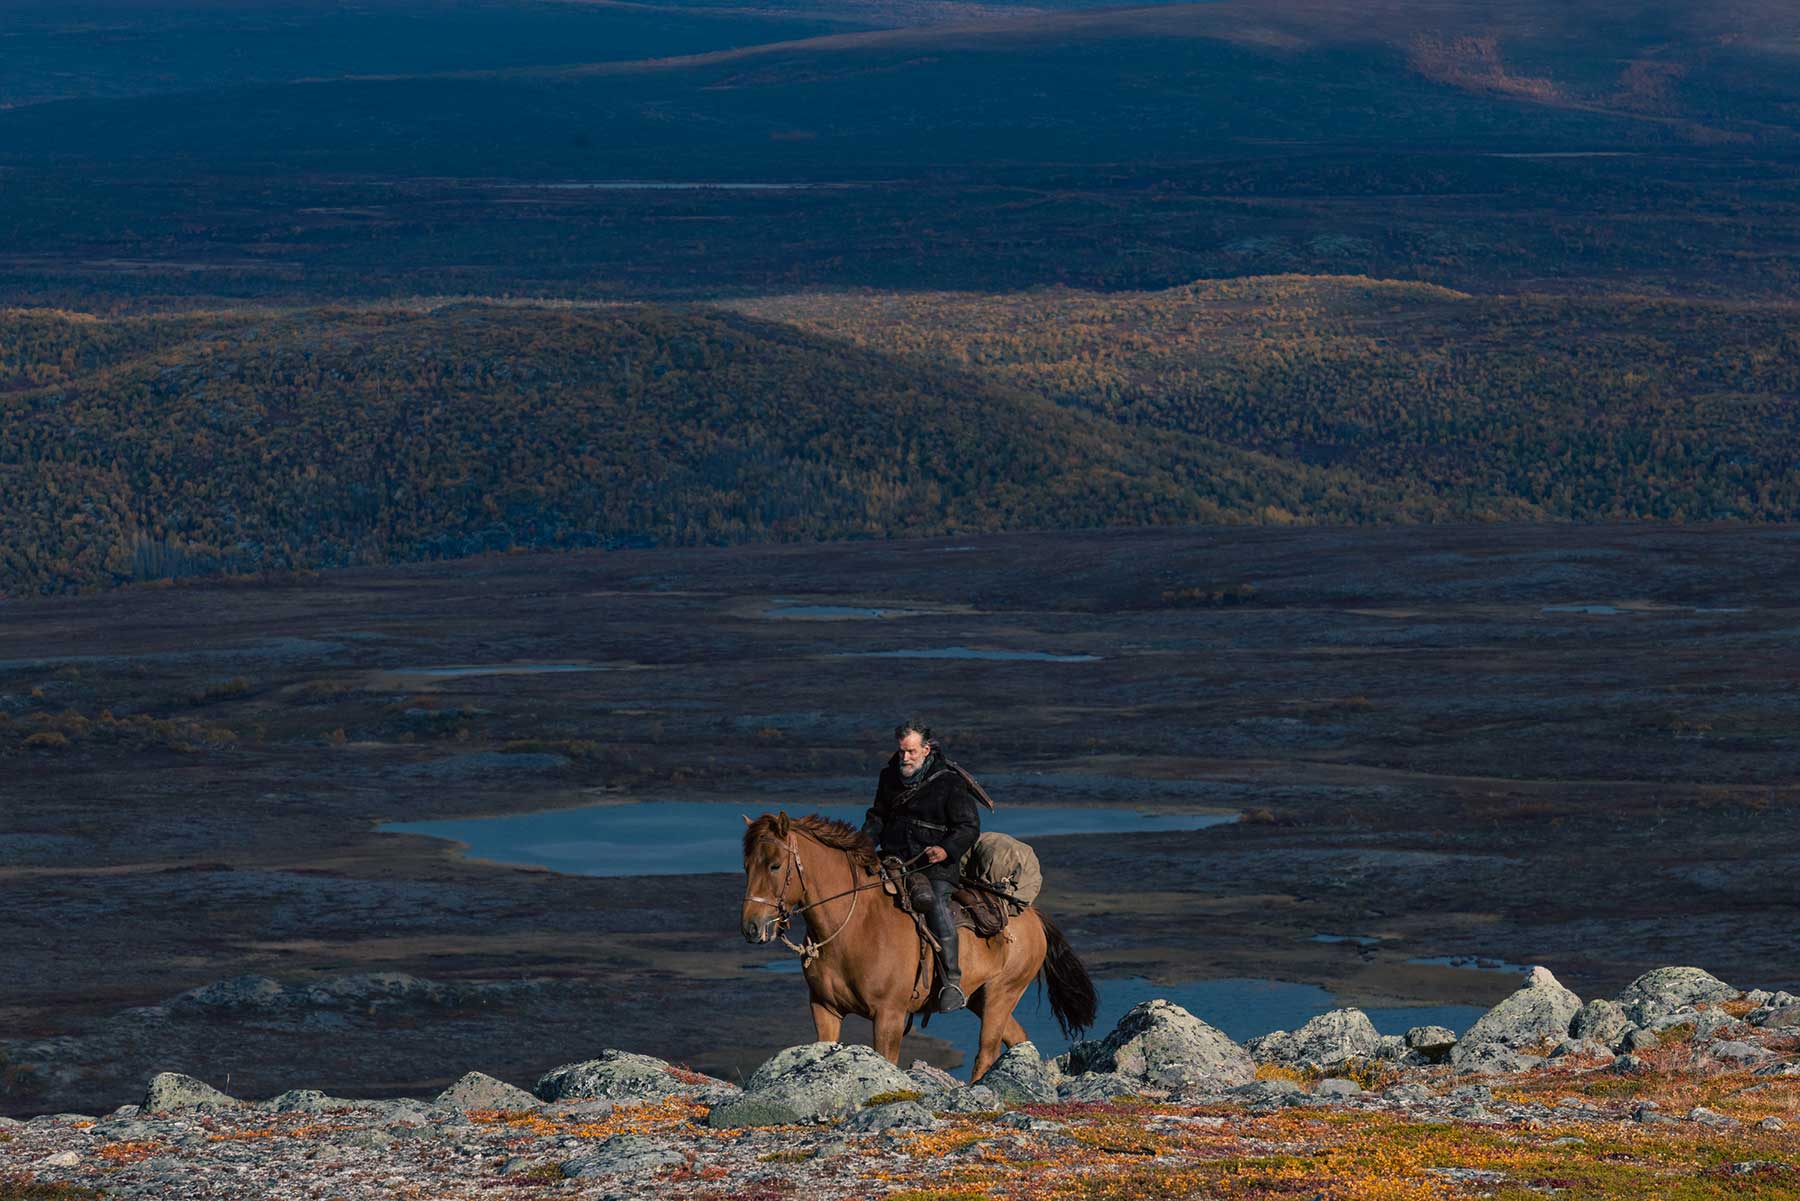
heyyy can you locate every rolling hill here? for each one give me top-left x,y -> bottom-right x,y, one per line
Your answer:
0,301 -> 1437,595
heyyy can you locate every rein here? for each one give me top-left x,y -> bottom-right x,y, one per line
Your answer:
746,833 -> 901,967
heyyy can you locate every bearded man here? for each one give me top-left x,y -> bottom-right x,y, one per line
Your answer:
860,719 -> 982,1011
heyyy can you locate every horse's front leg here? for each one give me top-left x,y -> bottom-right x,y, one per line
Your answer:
871,1008 -> 907,1064
810,1000 -> 843,1043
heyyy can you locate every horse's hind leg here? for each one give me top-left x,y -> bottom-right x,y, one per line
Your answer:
970,984 -> 1030,1082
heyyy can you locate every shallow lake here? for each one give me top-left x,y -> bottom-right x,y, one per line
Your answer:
747,964 -> 1489,1069
381,802 -> 1236,877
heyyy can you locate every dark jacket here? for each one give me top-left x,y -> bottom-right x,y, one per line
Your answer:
860,750 -> 981,882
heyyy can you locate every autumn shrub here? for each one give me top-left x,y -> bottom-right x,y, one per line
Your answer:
1657,1022 -> 1697,1046
0,1178 -> 104,1201
22,731 -> 69,750
758,1149 -> 817,1163
864,1089 -> 924,1107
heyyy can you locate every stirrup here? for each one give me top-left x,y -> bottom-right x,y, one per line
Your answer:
937,982 -> 967,1012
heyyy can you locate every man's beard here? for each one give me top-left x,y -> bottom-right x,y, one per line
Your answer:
899,760 -> 920,779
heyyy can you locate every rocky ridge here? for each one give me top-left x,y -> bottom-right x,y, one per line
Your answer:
4,965 -> 1799,1200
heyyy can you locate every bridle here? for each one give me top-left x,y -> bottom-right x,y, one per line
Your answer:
743,831 -> 891,967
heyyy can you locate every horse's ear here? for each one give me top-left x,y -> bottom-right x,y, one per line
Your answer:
775,811 -> 790,836
742,813 -> 754,827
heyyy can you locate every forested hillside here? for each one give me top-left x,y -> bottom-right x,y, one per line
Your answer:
4,280 -> 1797,596
0,302 -> 1437,596
741,277 -> 1800,523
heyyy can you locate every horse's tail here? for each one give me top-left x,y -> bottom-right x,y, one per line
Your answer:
1035,908 -> 1098,1040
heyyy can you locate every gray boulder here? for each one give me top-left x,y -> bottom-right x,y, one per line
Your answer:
563,1133 -> 687,1178
1453,1042 -> 1545,1076
433,1071 -> 540,1112
1057,1072 -> 1145,1102
1708,1040 -> 1777,1067
1404,1026 -> 1458,1064
536,1049 -> 734,1103
1289,1009 -> 1380,1068
1245,1030 -> 1299,1065
259,1089 -> 359,1114
935,1084 -> 1000,1113
977,1042 -> 1058,1106
142,1072 -> 241,1113
1753,1005 -> 1800,1029
1315,1077 -> 1363,1100
844,1100 -> 936,1132
1616,967 -> 1736,1025
1382,1083 -> 1433,1105
1616,1026 -> 1659,1054
1451,966 -> 1581,1070
1373,1034 -> 1407,1061
706,1042 -> 917,1128
1549,1038 -> 1609,1059
1229,1078 -> 1304,1109
1571,999 -> 1630,1047
1067,1000 -> 1255,1090
906,1061 -> 961,1095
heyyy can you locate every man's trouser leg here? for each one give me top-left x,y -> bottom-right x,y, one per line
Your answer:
926,876 -> 965,1011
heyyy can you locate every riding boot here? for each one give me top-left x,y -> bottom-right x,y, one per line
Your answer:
928,879 -> 966,1012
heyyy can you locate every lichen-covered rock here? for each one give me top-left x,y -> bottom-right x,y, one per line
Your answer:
1615,967 -> 1736,1025
1057,1072 -> 1144,1102
1245,1030 -> 1299,1065
259,1089 -> 359,1114
935,1084 -> 999,1113
142,1072 -> 241,1113
1289,1009 -> 1380,1068
1404,1026 -> 1458,1063
844,1099 -> 936,1132
562,1133 -> 686,1178
1452,1042 -> 1545,1076
1373,1034 -> 1407,1061
1067,1000 -> 1254,1090
706,1043 -> 917,1128
906,1061 -> 961,1095
1315,1077 -> 1363,1099
535,1049 -> 735,1103
1571,999 -> 1630,1046
433,1071 -> 540,1112
1450,967 -> 1581,1070
977,1042 -> 1058,1106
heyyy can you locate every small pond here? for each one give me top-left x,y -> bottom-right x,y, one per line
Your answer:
745,966 -> 1489,1069
389,664 -> 604,678
765,605 -> 929,620
847,647 -> 1101,663
1407,954 -> 1534,975
381,802 -> 1236,877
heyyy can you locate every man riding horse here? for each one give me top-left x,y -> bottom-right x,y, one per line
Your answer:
860,719 -> 979,1012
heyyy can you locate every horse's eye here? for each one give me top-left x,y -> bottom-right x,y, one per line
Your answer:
766,859 -> 780,871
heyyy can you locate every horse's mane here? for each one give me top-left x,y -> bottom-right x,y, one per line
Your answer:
743,812 -> 879,874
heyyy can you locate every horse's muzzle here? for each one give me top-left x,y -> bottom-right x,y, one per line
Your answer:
742,915 -> 779,944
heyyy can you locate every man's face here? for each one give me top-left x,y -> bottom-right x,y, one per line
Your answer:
897,731 -> 930,778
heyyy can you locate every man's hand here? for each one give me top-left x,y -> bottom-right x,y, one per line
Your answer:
924,846 -> 949,864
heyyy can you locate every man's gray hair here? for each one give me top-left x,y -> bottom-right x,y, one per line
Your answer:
894,719 -> 934,744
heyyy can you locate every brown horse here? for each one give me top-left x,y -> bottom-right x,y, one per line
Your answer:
739,811 -> 1097,1082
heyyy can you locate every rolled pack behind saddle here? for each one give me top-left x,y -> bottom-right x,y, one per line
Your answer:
883,830 -> 1042,941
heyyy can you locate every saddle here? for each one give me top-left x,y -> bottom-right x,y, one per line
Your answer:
877,860 -> 1014,939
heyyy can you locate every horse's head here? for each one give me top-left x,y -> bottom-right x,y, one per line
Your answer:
740,811 -> 800,944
